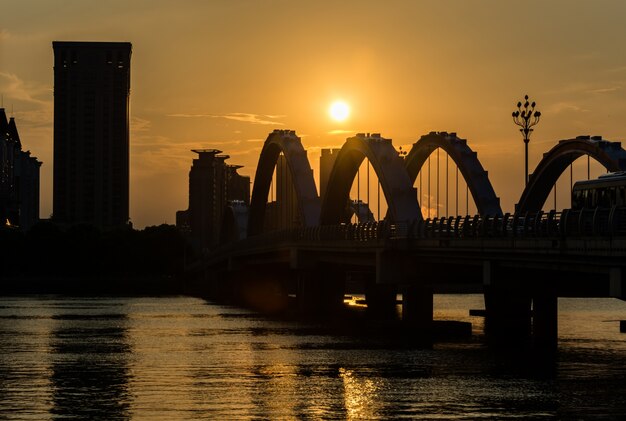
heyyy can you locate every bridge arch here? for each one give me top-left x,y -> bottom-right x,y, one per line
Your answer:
248,130 -> 320,236
320,133 -> 421,225
517,136 -> 626,212
404,132 -> 502,217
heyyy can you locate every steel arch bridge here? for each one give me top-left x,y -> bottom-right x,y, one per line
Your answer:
517,136 -> 626,212
320,133 -> 421,225
247,130 -> 320,237
404,131 -> 502,217
242,129 -> 626,238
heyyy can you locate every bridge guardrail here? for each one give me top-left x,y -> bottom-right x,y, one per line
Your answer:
220,206 -> 626,253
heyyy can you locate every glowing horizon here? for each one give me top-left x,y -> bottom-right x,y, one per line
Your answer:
2,1 -> 626,227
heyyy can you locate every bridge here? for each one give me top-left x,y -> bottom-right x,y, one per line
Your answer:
193,130 -> 626,349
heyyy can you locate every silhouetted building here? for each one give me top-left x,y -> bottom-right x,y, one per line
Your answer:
175,209 -> 190,233
177,149 -> 250,249
52,41 -> 132,228
0,108 -> 42,229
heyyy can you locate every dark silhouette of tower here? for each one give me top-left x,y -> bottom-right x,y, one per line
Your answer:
0,108 -> 42,230
177,150 -> 250,249
52,41 -> 132,228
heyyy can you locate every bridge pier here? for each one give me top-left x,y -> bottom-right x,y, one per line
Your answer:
236,267 -> 290,314
296,267 -> 345,316
371,250 -> 419,319
365,284 -> 398,318
402,285 -> 433,329
484,285 -> 532,342
483,261 -> 532,343
610,267 -> 625,300
533,287 -> 558,351
483,262 -> 562,349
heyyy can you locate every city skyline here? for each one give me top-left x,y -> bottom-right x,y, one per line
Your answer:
2,0 -> 626,227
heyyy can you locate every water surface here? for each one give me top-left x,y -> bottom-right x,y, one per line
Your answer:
0,295 -> 624,419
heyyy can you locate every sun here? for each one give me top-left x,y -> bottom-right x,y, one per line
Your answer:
329,100 -> 350,122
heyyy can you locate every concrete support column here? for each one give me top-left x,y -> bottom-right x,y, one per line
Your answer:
239,270 -> 289,314
297,270 -> 319,315
484,285 -> 532,342
402,285 -> 433,328
365,284 -> 397,318
297,268 -> 345,316
319,268 -> 346,314
533,289 -> 558,350
214,269 -> 233,302
610,267 -> 624,300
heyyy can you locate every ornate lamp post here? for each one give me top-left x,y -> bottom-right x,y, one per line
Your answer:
512,95 -> 541,185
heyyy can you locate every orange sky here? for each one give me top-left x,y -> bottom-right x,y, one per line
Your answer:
2,0 -> 626,227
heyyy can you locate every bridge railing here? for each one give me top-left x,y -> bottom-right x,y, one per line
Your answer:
309,206 -> 626,241
405,206 -> 626,240
220,206 -> 626,253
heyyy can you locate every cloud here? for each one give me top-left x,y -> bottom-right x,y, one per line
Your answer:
327,129 -> 354,135
0,72 -> 51,107
546,102 -> 589,114
587,86 -> 621,94
167,112 -> 285,126
606,65 -> 626,74
131,116 -> 151,132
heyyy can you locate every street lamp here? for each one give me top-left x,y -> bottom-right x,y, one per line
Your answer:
512,95 -> 541,185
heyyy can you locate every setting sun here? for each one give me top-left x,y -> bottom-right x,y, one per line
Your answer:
329,100 -> 350,122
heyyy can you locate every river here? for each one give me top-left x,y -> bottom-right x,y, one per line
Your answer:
0,295 -> 624,419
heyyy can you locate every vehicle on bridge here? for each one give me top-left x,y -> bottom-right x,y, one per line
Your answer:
571,172 -> 626,209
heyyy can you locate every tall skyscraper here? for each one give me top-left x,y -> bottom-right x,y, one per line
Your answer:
52,41 -> 132,228
176,150 -> 250,249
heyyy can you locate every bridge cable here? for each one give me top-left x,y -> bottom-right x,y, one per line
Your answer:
436,148 -> 440,218
446,152 -> 449,217
466,182 -> 469,215
419,166 -> 423,217
428,151 -> 431,219
455,165 -> 459,217
570,162 -> 573,208
367,159 -> 370,221
282,159 -> 285,228
357,165 -> 360,223
377,180 -> 380,221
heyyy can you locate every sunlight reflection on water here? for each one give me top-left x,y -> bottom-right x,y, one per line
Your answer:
0,295 -> 624,419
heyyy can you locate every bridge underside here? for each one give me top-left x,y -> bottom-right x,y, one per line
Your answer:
192,232 -> 626,351
200,235 -> 626,304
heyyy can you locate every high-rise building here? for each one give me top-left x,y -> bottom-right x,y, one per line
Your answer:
52,41 -> 132,228
0,108 -> 42,230
177,150 -> 250,249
